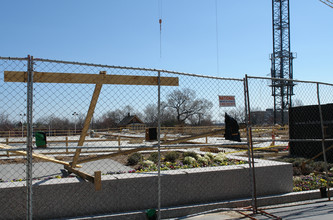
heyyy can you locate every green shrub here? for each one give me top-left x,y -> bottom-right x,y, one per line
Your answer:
127,152 -> 143,165
314,161 -> 326,172
183,151 -> 198,160
141,160 -> 155,167
148,152 -> 159,163
204,154 -> 211,162
183,156 -> 196,165
205,152 -> 214,160
301,164 -> 312,175
197,155 -> 209,165
213,152 -> 227,163
164,151 -> 180,163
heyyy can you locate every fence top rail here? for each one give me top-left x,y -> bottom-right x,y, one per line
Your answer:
1,56 -> 331,85
0,56 -> 243,82
247,75 -> 333,87
0,56 -> 28,61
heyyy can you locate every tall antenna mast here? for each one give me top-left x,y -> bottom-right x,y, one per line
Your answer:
270,0 -> 296,125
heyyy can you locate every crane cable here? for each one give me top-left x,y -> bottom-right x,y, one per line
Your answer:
215,0 -> 220,76
158,0 -> 163,58
319,0 -> 333,8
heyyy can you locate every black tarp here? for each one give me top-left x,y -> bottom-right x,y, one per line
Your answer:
224,113 -> 241,142
289,103 -> 333,161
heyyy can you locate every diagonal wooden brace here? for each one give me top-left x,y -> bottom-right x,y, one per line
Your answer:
70,71 -> 106,168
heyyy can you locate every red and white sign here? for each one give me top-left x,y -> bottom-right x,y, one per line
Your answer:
219,96 -> 236,107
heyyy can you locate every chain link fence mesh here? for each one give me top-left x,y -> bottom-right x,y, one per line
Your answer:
1,56 -> 332,218
247,76 -> 333,207
0,58 -> 28,219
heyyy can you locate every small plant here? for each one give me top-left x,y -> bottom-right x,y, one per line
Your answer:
205,152 -> 214,160
183,151 -> 198,160
197,155 -> 209,165
164,151 -> 180,163
320,178 -> 327,188
141,160 -> 155,167
314,161 -> 327,172
127,152 -> 143,165
292,174 -> 331,191
148,152 -> 159,163
183,156 -> 196,165
213,152 -> 227,163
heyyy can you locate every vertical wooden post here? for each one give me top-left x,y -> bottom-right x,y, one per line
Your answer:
205,136 -> 208,144
6,138 -> 9,157
71,71 -> 106,168
66,136 -> 69,153
94,171 -> 102,191
118,135 -> 121,151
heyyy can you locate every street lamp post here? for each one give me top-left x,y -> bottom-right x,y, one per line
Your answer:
48,116 -> 53,137
72,112 -> 78,135
20,113 -> 26,138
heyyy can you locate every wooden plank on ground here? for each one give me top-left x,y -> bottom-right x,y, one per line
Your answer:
161,129 -> 224,145
98,133 -> 143,139
64,166 -> 102,191
0,144 -> 82,168
64,165 -> 94,183
76,147 -> 153,164
4,71 -> 179,86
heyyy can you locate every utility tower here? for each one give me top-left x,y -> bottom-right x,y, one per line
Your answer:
270,0 -> 296,125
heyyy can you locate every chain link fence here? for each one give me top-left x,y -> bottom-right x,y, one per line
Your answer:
0,56 -> 332,219
246,76 -> 333,209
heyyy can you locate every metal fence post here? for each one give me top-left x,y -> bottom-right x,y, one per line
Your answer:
157,71 -> 161,219
316,83 -> 331,200
244,75 -> 257,213
26,55 -> 34,219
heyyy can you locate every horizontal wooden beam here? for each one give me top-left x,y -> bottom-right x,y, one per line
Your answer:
161,129 -> 225,145
64,165 -> 94,183
0,138 -> 127,145
0,144 -> 82,168
4,71 -> 179,86
76,147 -> 153,164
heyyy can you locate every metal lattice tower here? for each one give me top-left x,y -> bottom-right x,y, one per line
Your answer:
270,0 -> 295,125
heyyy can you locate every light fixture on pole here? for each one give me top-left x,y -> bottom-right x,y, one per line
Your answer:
20,113 -> 26,138
72,112 -> 79,135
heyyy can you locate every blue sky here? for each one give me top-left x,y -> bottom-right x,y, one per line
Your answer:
1,0 -> 332,83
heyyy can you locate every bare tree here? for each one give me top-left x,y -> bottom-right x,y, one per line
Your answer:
165,88 -> 213,125
188,113 -> 213,126
225,107 -> 246,124
292,99 -> 304,107
0,112 -> 14,131
144,104 -> 158,126
123,105 -> 134,116
95,106 -> 143,129
95,109 -> 123,129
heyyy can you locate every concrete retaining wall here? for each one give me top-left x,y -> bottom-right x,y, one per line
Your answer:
0,157 -> 292,219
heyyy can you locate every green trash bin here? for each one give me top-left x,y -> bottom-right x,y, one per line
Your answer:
145,209 -> 157,220
35,131 -> 47,148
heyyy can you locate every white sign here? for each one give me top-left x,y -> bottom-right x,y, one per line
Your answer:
219,96 -> 236,107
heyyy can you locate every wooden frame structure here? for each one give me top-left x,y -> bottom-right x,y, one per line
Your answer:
4,70 -> 178,190
0,143 -> 82,168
